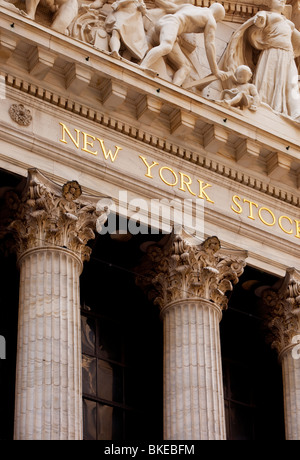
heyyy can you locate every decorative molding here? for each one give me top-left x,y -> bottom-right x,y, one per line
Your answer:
28,46 -> 56,79
9,103 -> 32,126
0,29 -> 18,62
136,230 -> 247,312
3,169 -> 111,262
2,71 -> 300,208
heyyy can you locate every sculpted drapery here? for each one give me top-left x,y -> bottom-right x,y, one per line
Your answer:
105,0 -> 149,60
223,0 -> 300,123
1,0 -> 300,123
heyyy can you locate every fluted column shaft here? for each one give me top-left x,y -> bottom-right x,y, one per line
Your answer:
2,169 -> 111,440
280,345 -> 300,440
137,233 -> 247,440
14,247 -> 82,440
163,299 -> 225,440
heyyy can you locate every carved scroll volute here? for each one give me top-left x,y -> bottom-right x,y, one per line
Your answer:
261,268 -> 300,359
136,230 -> 248,313
2,169 -> 112,263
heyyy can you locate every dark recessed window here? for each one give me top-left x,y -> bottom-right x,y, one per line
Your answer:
80,233 -> 163,441
221,266 -> 285,440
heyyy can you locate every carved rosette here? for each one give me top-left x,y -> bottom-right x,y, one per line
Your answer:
261,268 -> 300,358
4,169 -> 111,263
137,231 -> 247,313
9,104 -> 32,127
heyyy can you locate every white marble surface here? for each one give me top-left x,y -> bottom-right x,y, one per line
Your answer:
163,299 -> 225,440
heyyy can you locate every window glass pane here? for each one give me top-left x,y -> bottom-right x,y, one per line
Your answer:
98,319 -> 122,362
81,316 -> 95,354
97,359 -> 123,403
82,354 -> 96,396
97,403 -> 123,440
83,399 -> 97,440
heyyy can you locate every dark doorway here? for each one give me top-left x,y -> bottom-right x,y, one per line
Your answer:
221,265 -> 285,440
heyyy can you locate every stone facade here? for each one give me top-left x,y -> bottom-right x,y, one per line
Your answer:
0,0 -> 299,440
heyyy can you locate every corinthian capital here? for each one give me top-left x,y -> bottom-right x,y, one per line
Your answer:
137,229 -> 247,312
2,169 -> 112,262
261,268 -> 300,357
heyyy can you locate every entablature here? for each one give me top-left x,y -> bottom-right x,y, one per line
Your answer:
0,6 -> 300,205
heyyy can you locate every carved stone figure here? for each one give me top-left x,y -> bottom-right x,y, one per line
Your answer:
25,0 -> 79,34
0,0 -> 27,15
140,1 -> 230,87
219,65 -> 260,111
104,0 -> 149,60
68,7 -> 109,50
223,0 -> 300,122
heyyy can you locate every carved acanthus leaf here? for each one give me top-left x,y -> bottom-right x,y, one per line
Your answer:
261,268 -> 300,356
2,169 -> 111,262
136,231 -> 247,311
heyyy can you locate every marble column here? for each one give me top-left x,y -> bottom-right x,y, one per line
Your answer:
262,268 -> 300,440
4,169 -> 110,440
138,231 -> 247,440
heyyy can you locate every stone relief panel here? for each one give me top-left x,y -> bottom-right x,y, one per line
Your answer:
1,0 -> 299,124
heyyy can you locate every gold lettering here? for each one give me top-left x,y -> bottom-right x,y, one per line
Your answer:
258,207 -> 276,226
82,132 -> 97,155
159,167 -> 178,187
243,199 -> 258,220
295,220 -> 300,239
139,156 -> 159,178
278,216 -> 293,234
97,139 -> 122,162
197,180 -> 214,203
178,172 -> 196,196
59,122 -> 80,148
231,195 -> 242,214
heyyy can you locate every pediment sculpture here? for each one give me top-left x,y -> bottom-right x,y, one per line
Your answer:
1,0 -> 299,124
222,0 -> 300,124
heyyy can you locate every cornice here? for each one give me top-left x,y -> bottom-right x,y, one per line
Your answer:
2,80 -> 300,211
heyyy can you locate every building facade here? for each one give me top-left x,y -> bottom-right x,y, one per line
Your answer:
0,0 -> 299,440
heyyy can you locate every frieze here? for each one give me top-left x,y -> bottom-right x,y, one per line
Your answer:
0,0 -> 299,125
1,71 -> 300,208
